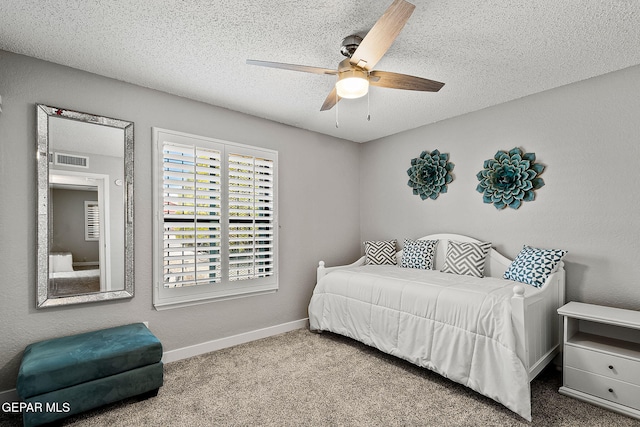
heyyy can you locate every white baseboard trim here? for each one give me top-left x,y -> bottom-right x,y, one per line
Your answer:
0,319 -> 308,400
161,318 -> 309,364
0,388 -> 18,404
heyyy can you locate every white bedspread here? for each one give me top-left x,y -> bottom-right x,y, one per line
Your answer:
308,265 -> 531,420
51,269 -> 100,280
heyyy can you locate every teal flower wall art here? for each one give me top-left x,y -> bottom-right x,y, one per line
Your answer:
476,147 -> 545,210
407,149 -> 454,200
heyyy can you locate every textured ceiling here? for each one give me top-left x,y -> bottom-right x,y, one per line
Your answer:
1,1 -> 639,143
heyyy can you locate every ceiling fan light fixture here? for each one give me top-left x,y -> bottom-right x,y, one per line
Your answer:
336,69 -> 369,99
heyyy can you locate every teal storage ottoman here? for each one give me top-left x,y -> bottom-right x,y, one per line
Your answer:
16,323 -> 163,426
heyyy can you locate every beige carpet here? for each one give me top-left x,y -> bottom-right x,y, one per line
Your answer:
2,328 -> 639,426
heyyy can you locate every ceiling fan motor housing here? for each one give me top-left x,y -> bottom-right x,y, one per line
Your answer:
340,35 -> 363,58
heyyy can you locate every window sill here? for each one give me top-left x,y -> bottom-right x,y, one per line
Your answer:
153,285 -> 277,311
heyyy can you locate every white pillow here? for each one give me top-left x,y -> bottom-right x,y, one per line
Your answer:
50,253 -> 74,273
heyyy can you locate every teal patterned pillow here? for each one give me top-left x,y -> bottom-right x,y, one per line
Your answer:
504,245 -> 567,287
400,239 -> 438,269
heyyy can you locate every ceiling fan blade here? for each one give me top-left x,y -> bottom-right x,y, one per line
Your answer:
320,87 -> 341,111
246,59 -> 337,75
369,70 -> 444,92
349,0 -> 415,71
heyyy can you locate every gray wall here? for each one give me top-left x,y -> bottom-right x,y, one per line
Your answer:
359,64 -> 640,310
0,51 -> 361,391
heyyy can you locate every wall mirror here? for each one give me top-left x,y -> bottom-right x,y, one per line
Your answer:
37,104 -> 134,308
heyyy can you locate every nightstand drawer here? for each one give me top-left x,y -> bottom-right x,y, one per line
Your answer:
565,345 -> 640,386
565,367 -> 640,410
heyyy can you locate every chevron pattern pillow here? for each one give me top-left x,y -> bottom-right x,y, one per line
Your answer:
364,240 -> 397,265
504,245 -> 567,287
440,240 -> 492,278
400,239 -> 438,269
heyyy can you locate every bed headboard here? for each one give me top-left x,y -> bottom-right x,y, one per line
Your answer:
396,233 -> 513,279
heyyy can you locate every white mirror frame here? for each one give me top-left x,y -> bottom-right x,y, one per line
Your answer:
36,104 -> 134,308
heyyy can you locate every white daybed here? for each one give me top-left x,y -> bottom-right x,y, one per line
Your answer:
308,233 -> 565,421
48,252 -> 101,296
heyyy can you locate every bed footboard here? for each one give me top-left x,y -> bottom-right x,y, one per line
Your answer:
511,262 -> 566,381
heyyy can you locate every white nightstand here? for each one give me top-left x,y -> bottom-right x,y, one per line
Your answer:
557,301 -> 640,419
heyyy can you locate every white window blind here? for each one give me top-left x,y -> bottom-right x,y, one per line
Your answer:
84,201 -> 100,241
228,153 -> 275,281
162,143 -> 222,288
153,128 -> 278,309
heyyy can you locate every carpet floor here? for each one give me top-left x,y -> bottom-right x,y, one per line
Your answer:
2,328 -> 639,426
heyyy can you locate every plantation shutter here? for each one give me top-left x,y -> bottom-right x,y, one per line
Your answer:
162,142 -> 222,288
228,153 -> 275,281
153,127 -> 278,309
84,201 -> 100,241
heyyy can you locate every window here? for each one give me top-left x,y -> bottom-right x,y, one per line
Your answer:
152,128 -> 278,309
84,200 -> 100,241
227,153 -> 276,281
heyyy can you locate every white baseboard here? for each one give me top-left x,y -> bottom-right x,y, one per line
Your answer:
161,318 -> 309,364
0,388 -> 18,404
0,319 -> 308,400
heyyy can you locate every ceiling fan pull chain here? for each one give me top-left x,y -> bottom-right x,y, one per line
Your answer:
335,92 -> 339,128
367,85 -> 371,121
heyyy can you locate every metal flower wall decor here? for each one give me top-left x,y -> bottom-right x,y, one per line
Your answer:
476,147 -> 545,210
407,149 -> 454,200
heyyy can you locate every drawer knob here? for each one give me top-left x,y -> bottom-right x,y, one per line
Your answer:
608,388 -> 614,393
608,365 -> 614,370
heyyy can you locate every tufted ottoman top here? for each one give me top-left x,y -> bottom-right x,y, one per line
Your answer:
17,323 -> 162,399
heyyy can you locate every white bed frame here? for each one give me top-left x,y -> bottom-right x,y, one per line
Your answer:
317,233 -> 565,381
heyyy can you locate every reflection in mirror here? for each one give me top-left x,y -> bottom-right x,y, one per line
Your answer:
37,105 -> 134,308
49,173 -> 110,296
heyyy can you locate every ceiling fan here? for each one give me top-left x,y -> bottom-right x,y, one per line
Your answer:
246,0 -> 444,112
